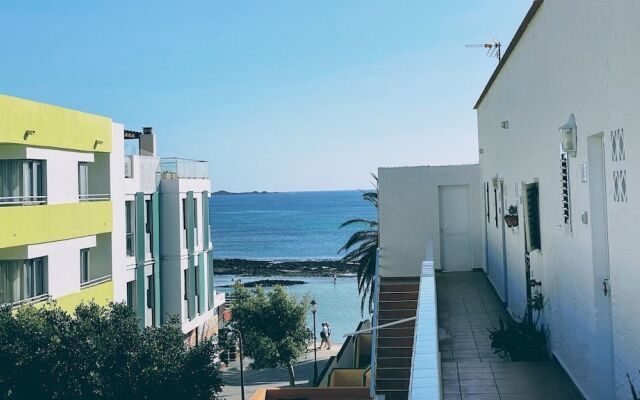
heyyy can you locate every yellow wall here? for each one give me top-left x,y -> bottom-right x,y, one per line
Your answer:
35,280 -> 114,314
0,201 -> 112,248
329,369 -> 367,387
0,94 -> 112,153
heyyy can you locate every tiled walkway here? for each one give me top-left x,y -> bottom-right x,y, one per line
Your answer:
436,271 -> 583,400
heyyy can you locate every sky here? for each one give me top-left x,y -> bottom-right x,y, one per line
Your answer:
0,1 -> 531,192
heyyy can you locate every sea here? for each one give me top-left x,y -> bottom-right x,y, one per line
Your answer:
210,190 -> 377,342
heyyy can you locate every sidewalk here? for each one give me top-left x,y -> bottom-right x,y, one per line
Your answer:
437,271 -> 583,400
219,345 -> 340,400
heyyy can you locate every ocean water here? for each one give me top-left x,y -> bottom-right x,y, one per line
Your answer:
210,191 -> 377,341
210,190 -> 377,260
215,275 -> 367,344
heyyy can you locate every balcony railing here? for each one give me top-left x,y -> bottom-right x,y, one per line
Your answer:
158,158 -> 208,180
0,195 -> 47,206
79,194 -> 110,202
124,155 -> 133,178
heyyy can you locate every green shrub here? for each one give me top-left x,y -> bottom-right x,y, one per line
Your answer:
488,292 -> 549,361
0,301 -> 224,399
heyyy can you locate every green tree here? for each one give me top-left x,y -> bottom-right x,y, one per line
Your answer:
338,174 -> 379,314
0,301 -> 223,400
230,284 -> 309,386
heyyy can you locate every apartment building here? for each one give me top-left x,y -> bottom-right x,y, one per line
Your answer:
0,94 -> 121,312
0,94 -> 224,343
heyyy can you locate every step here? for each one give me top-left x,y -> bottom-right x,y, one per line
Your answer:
378,347 -> 413,358
376,390 -> 409,400
379,284 -> 420,292
376,368 -> 411,379
378,319 -> 415,328
376,379 -> 410,391
379,292 -> 419,302
379,309 -> 417,320
378,300 -> 418,310
378,337 -> 414,347
376,357 -> 412,368
377,327 -> 415,338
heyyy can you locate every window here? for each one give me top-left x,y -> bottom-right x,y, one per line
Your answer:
182,198 -> 187,248
484,183 -> 490,222
183,269 -> 188,301
193,198 -> 198,246
147,275 -> 155,326
126,280 -> 136,309
0,258 -> 47,305
194,264 -> 200,314
80,249 -> 90,284
78,162 -> 89,199
561,153 -> 571,225
126,201 -> 135,256
0,160 -> 45,205
145,199 -> 152,254
524,182 -> 541,251
208,258 -> 215,310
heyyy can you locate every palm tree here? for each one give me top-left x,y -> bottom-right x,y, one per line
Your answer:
338,175 -> 378,314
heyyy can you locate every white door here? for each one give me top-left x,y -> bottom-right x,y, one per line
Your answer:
439,185 -> 472,271
588,133 -> 614,399
499,181 -> 509,304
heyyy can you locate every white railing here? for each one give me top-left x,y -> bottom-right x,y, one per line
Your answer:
369,247 -> 381,399
408,236 -> 441,400
0,195 -> 47,206
124,155 -> 133,178
80,274 -> 112,289
79,194 -> 110,202
4,293 -> 50,308
158,158 -> 209,180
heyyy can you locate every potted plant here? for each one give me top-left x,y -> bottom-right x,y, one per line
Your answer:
505,205 -> 519,227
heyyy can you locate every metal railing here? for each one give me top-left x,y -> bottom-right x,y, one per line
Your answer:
5,293 -> 50,308
158,157 -> 208,180
80,274 -> 112,289
369,248 -> 381,399
0,195 -> 47,206
79,194 -> 111,202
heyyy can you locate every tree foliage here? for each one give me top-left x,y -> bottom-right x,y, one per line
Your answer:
230,284 -> 309,386
0,301 -> 223,400
338,174 -> 379,314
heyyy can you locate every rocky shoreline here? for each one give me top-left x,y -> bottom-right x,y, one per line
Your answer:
212,258 -> 357,277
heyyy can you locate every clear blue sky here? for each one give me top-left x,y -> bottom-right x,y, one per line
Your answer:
0,1 -> 530,192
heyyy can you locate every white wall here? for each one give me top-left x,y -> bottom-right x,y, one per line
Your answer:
110,122 -> 127,302
378,165 -> 483,277
476,1 -> 640,398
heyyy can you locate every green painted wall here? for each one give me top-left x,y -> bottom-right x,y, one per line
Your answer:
203,191 -> 210,247
198,252 -> 206,313
208,250 -> 215,310
0,94 -> 112,152
0,201 -> 112,249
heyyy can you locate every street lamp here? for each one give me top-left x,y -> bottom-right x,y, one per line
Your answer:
227,328 -> 245,400
310,299 -> 318,386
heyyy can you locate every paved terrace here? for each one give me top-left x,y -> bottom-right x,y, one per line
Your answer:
437,271 -> 583,400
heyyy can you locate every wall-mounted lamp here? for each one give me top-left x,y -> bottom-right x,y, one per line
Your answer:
559,113 -> 577,157
24,130 -> 36,139
501,121 -> 509,129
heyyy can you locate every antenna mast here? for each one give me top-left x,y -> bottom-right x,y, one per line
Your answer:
465,39 -> 502,62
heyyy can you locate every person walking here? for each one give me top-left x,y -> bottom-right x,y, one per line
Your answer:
319,322 -> 329,349
325,323 -> 332,350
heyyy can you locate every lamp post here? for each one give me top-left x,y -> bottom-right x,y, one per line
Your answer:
228,328 -> 245,400
311,299 -> 318,386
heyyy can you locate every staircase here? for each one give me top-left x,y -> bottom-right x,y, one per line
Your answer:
374,277 -> 420,400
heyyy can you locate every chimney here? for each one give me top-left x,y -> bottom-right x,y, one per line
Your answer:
140,126 -> 157,156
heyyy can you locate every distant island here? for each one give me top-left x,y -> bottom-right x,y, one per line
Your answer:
213,190 -> 275,196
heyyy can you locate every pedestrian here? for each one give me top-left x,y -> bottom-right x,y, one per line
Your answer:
319,322 -> 329,349
333,273 -> 337,284
326,322 -> 332,350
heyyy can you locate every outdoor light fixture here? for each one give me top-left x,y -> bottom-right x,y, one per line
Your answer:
227,328 -> 246,400
24,129 -> 36,136
560,113 -> 578,157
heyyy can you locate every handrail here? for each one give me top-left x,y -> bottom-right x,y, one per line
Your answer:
369,247 -> 381,399
5,293 -> 50,308
0,195 -> 47,206
79,194 -> 110,201
80,274 -> 112,288
343,316 -> 417,337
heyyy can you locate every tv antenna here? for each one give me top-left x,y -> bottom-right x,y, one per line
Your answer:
465,38 -> 502,62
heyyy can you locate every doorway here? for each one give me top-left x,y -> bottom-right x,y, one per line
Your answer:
499,181 -> 509,305
588,133 -> 614,399
439,185 -> 473,271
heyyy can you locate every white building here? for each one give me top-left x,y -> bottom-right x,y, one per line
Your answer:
476,1 -> 640,398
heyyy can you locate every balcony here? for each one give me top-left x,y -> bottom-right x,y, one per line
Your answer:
158,158 -> 208,180
0,195 -> 47,206
0,201 -> 112,248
